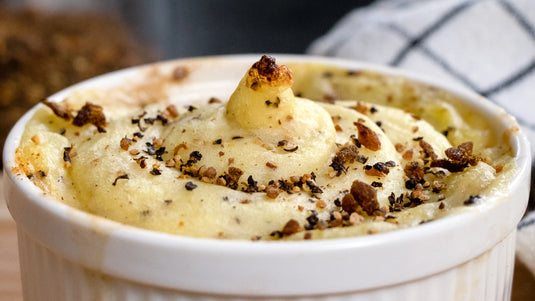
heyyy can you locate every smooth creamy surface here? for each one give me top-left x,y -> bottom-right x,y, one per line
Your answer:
14,56 -> 515,240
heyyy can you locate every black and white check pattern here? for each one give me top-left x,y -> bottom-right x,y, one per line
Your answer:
309,0 -> 535,274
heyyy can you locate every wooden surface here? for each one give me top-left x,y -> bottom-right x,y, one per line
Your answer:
1,175 -> 534,300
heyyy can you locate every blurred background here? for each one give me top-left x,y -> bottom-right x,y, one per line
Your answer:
0,0 -> 374,160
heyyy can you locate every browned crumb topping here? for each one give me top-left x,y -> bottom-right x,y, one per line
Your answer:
495,164 -> 504,173
281,219 -> 301,236
342,180 -> 380,216
208,97 -> 222,104
72,102 -> 107,133
265,184 -> 280,199
354,122 -> 381,151
364,161 -> 395,178
42,99 -> 72,120
404,160 -> 425,182
402,149 -> 414,160
266,162 -> 277,169
247,55 -> 293,90
165,105 -> 179,118
330,144 -> 359,176
120,137 -> 132,151
395,143 -> 404,153
431,141 -> 481,172
431,179 -> 446,193
352,102 -> 368,115
221,167 -> 244,190
419,139 -> 438,160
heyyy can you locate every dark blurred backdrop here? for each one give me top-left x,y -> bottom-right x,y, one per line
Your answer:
0,0 -> 375,165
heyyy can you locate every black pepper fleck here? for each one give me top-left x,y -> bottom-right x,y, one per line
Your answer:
185,181 -> 198,190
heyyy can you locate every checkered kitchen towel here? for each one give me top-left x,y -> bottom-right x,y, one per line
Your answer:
309,0 -> 535,274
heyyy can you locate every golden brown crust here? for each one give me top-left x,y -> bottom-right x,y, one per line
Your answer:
247,55 -> 293,89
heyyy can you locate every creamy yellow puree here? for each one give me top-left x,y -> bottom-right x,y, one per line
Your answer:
15,56 -> 515,240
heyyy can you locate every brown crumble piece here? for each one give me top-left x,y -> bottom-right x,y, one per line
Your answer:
342,180 -> 380,216
153,137 -> 164,148
330,144 -> 359,176
208,97 -> 222,104
174,143 -> 188,154
316,199 -> 327,209
402,149 -> 414,160
395,143 -> 404,153
431,141 -> 481,172
354,122 -> 381,151
265,184 -> 280,199
438,202 -> 445,210
165,159 -> 176,168
419,139 -> 438,161
72,102 -> 107,133
323,93 -> 336,103
303,232 -> 312,240
329,211 -> 343,227
31,135 -> 40,145
240,199 -> 251,204
120,137 -> 132,151
349,212 -> 364,225
172,66 -> 189,81
335,124 -> 343,132
164,200 -> 173,205
432,180 -> 446,193
410,184 -> 429,202
219,151 -> 225,157
165,105 -> 179,118
266,162 -> 277,170
42,99 -> 72,120
352,102 -> 368,115
199,166 -> 217,180
412,126 -> 419,133
331,115 -> 342,123
220,166 -> 243,190
281,219 -> 301,236
367,228 -> 379,235
228,158 -> 235,165
404,160 -> 425,182
495,164 -> 504,173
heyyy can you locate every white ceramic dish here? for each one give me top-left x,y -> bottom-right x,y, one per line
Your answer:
3,55 -> 531,301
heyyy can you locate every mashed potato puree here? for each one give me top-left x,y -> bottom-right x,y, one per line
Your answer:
14,56 -> 515,240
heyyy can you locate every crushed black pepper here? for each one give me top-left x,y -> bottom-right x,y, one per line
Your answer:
463,195 -> 481,205
185,181 -> 198,191
112,174 -> 129,186
150,168 -> 161,175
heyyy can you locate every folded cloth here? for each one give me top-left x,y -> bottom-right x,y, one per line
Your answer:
309,0 -> 535,275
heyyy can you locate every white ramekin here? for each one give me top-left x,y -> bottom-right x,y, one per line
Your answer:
3,55 -> 531,301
